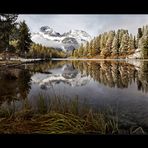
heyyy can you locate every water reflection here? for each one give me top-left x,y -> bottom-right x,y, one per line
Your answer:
72,60 -> 148,93
0,67 -> 32,105
0,60 -> 148,130
31,62 -> 90,88
62,64 -> 78,79
0,60 -> 148,104
17,69 -> 32,99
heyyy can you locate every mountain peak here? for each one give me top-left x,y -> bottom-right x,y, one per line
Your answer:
40,26 -> 60,36
32,26 -> 92,51
68,29 -> 92,41
40,26 -> 53,33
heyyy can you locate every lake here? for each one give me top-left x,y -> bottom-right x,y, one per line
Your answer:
0,59 -> 148,132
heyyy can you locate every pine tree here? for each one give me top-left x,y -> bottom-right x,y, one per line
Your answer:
89,40 -> 93,57
84,41 -> 89,57
139,26 -> 148,58
133,36 -> 136,49
128,34 -> 135,54
73,49 -> 78,58
10,24 -> 19,41
91,38 -> 98,57
139,35 -> 148,58
100,33 -> 108,58
117,29 -> 128,54
120,33 -> 129,56
78,44 -> 84,57
111,35 -> 119,57
0,14 -> 18,51
116,30 -> 120,49
105,31 -> 115,56
71,49 -> 75,57
95,35 -> 101,54
17,20 -> 32,57
137,28 -> 143,48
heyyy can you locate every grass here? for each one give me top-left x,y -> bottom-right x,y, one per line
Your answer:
0,95 -> 145,134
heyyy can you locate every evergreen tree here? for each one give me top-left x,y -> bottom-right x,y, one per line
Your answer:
91,38 -> 98,56
137,28 -> 143,48
17,20 -> 32,56
111,35 -> 119,57
73,50 -> 78,58
133,36 -> 137,49
139,26 -> 148,58
100,33 -> 107,49
95,35 -> 101,54
120,33 -> 129,55
78,43 -> 84,57
128,34 -> 135,54
139,35 -> 148,58
116,30 -> 120,49
117,29 -> 128,53
100,33 -> 108,57
89,40 -> 93,57
105,31 -> 115,56
0,14 -> 18,51
10,24 -> 19,41
84,41 -> 89,56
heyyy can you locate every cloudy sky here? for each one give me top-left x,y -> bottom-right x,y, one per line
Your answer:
17,15 -> 148,37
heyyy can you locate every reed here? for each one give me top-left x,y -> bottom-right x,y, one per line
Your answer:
0,95 -> 145,134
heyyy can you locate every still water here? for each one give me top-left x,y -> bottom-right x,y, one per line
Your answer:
0,60 -> 148,130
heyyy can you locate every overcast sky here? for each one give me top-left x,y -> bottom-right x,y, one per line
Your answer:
17,15 -> 148,37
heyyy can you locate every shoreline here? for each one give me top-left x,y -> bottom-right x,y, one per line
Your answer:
52,58 -> 148,61
0,58 -> 148,67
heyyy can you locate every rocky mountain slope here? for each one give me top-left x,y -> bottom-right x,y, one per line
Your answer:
31,26 -> 92,51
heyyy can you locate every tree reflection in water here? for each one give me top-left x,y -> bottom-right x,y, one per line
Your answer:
0,60 -> 148,108
72,60 -> 148,93
0,67 -> 32,106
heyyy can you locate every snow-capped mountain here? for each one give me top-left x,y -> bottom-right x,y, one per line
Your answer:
31,26 -> 92,51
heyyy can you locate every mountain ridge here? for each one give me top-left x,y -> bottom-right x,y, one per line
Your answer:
31,26 -> 92,51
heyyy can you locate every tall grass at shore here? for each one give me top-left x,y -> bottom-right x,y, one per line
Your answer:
0,95 -> 145,134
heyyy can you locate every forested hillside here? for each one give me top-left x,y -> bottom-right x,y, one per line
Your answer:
72,25 -> 148,59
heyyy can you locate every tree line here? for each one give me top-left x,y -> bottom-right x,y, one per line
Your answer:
72,25 -> 148,59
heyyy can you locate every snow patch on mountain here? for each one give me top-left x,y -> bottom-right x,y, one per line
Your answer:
31,32 -> 65,50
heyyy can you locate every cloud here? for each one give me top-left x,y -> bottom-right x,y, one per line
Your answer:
17,14 -> 148,37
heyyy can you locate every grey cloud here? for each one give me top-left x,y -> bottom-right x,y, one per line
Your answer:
17,15 -> 148,37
